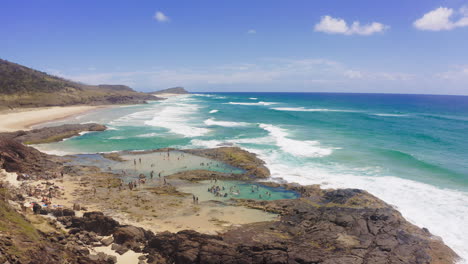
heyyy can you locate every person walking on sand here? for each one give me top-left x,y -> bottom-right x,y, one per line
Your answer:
139,158 -> 141,164
134,159 -> 137,166
163,177 -> 167,185
150,170 -> 154,179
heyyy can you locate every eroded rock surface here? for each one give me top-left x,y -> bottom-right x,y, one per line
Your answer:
1,123 -> 106,144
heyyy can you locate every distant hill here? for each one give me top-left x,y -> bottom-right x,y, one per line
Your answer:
150,87 -> 189,94
0,59 -> 159,110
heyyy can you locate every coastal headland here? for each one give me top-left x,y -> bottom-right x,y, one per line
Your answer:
0,123 -> 459,264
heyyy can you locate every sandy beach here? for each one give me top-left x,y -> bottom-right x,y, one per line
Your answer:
0,105 -> 109,132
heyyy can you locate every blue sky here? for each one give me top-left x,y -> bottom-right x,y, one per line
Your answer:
1,0 -> 468,95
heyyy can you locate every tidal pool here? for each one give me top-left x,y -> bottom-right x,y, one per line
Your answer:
179,180 -> 299,202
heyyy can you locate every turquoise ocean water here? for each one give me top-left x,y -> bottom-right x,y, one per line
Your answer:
36,93 -> 468,261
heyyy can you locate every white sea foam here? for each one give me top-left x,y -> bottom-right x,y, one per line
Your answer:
272,107 -> 357,112
190,137 -> 272,149
204,118 -> 250,127
31,144 -> 77,156
209,110 -> 219,114
249,97 -> 258,100
373,113 -> 409,117
144,103 -> 210,137
192,94 -> 214,97
109,136 -> 127,140
259,124 -> 334,157
106,126 -> 119,131
227,101 -> 277,106
136,133 -> 159,138
110,95 -> 210,138
244,148 -> 468,264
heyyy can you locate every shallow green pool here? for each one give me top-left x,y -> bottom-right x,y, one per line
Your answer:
179,180 -> 299,202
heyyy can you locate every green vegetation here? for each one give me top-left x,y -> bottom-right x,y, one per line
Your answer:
0,188 -> 40,261
0,58 -> 156,110
0,59 -> 83,95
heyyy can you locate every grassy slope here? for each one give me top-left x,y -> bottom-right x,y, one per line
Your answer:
0,59 -> 156,110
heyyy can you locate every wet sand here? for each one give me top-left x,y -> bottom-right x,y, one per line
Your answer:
0,105 -> 110,132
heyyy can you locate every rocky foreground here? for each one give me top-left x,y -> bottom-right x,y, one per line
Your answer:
0,125 -> 460,264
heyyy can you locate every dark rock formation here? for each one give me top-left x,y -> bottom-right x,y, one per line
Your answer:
113,225 -> 153,251
53,189 -> 458,264
139,185 -> 459,264
0,135 -> 60,178
1,123 -> 106,144
58,212 -> 120,236
0,132 -> 459,263
0,124 -> 109,179
0,187 -> 108,264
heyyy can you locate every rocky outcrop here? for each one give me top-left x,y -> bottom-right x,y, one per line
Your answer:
167,169 -> 251,181
58,212 -> 120,236
0,132 -> 459,263
0,188 -> 111,264
113,225 -> 153,251
140,186 -> 458,264
0,135 -> 60,179
0,124 -> 109,179
182,147 -> 270,179
1,123 -> 107,144
52,188 -> 458,264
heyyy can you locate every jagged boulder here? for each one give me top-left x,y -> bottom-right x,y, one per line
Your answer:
113,225 -> 153,251
58,212 -> 120,236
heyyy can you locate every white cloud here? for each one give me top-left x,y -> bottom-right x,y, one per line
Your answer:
314,15 -> 388,35
344,70 -> 363,79
436,66 -> 468,80
154,11 -> 169,22
414,7 -> 468,31
344,69 -> 414,81
247,29 -> 256,34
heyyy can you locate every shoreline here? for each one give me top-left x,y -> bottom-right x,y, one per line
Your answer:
0,105 -> 115,132
0,127 -> 460,263
0,141 -> 458,263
